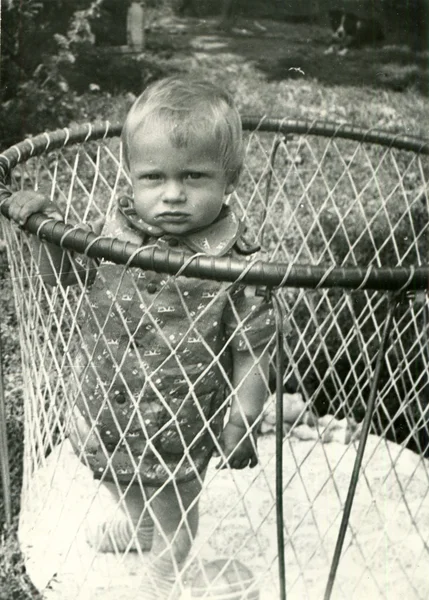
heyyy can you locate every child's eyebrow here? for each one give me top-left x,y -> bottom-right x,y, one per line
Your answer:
183,165 -> 216,172
134,166 -> 161,175
134,164 -> 220,175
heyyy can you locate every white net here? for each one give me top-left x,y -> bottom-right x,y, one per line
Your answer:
1,122 -> 429,600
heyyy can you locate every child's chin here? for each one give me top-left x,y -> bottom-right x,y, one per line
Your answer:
159,223 -> 194,236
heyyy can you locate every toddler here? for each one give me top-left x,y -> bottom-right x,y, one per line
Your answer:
8,76 -> 275,599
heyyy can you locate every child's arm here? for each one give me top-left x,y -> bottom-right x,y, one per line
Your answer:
7,191 -> 97,287
218,346 -> 269,469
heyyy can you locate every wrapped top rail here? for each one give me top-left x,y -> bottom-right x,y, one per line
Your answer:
0,209 -> 427,292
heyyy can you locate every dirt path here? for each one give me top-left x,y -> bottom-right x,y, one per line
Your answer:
154,15 -> 428,95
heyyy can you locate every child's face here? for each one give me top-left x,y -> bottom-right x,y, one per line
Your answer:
128,125 -> 236,235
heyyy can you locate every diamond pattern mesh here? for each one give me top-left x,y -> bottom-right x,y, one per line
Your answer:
1,127 -> 429,600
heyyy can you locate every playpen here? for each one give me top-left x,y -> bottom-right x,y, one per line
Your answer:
0,117 -> 428,599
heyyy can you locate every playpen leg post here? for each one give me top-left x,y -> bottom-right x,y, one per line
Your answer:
0,313 -> 12,528
272,291 -> 287,600
323,293 -> 400,600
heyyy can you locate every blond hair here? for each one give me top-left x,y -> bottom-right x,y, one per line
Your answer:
121,76 -> 244,185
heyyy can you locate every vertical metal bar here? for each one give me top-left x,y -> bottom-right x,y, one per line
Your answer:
0,310 -> 12,527
272,291 -> 287,600
323,293 -> 399,600
261,133 -> 290,600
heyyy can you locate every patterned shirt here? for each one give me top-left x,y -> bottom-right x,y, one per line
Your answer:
70,199 -> 275,484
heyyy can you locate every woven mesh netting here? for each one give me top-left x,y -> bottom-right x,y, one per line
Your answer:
0,119 -> 429,600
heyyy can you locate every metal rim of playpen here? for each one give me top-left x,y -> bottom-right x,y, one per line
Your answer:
1,117 -> 428,293
0,118 -> 428,600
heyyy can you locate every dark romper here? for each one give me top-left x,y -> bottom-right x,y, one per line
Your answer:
69,200 -> 275,485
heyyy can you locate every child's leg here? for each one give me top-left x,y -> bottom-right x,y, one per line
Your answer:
144,475 -> 204,599
85,480 -> 154,553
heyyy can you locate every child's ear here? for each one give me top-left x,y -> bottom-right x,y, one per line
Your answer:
225,182 -> 236,195
225,166 -> 242,195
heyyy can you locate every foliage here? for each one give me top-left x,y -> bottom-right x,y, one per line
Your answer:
0,521 -> 40,600
0,1 -> 97,145
60,47 -> 167,96
0,0 -> 172,149
0,245 -> 24,519
0,244 -> 36,598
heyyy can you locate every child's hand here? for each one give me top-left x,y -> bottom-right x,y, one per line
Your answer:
216,421 -> 258,470
6,191 -> 58,226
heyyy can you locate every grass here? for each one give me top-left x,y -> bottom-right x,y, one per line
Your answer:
1,14 -> 428,599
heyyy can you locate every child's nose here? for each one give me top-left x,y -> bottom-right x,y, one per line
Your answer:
163,179 -> 186,203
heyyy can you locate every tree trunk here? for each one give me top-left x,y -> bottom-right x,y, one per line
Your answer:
127,1 -> 145,52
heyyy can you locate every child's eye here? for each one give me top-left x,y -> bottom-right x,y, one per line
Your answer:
186,172 -> 203,180
141,173 -> 161,181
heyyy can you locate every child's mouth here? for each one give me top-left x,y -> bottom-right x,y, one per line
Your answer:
157,212 -> 190,223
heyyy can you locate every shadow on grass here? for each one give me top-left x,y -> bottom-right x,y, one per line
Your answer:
258,40 -> 428,95
181,18 -> 428,96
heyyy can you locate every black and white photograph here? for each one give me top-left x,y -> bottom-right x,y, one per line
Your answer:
0,1 -> 428,599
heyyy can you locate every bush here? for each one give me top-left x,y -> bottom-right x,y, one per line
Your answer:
0,0 -> 174,148
60,45 -> 167,95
